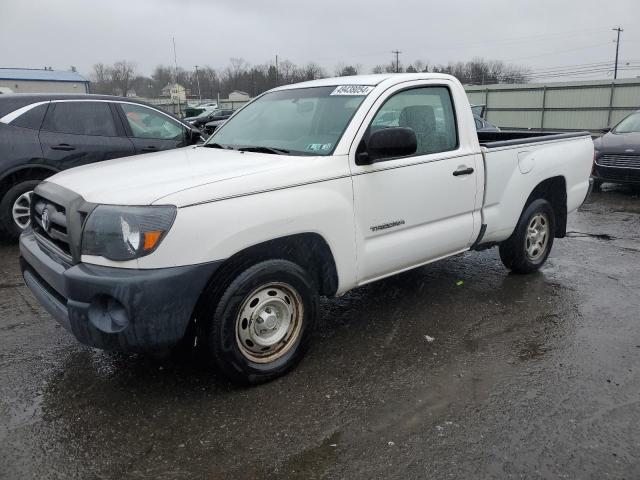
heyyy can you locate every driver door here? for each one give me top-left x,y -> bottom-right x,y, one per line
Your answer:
351,83 -> 481,284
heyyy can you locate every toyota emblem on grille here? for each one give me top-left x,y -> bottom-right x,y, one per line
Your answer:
41,208 -> 51,232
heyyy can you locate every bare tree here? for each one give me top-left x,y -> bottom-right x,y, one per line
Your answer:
110,61 -> 136,96
431,58 -> 529,85
335,63 -> 359,76
201,66 -> 218,98
302,62 -> 325,81
91,63 -> 111,94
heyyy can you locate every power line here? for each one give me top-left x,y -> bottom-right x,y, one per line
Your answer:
527,62 -> 640,76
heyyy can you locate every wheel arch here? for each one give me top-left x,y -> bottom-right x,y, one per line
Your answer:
0,165 -> 59,197
523,175 -> 567,238
208,232 -> 339,297
185,232 -> 339,347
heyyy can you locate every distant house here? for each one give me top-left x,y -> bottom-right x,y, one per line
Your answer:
161,83 -> 188,102
0,68 -> 89,94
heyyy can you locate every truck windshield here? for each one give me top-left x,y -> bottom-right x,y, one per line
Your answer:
205,86 -> 371,155
613,112 -> 640,134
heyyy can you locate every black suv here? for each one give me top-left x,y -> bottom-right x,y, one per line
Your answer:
0,94 -> 201,239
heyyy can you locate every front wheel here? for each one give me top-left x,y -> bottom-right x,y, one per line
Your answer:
499,199 -> 555,274
0,180 -> 42,241
199,259 -> 318,384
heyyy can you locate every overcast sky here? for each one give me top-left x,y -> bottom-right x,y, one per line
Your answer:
2,0 -> 640,82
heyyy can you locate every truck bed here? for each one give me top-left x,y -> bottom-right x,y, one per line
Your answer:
478,130 -> 592,149
478,130 -> 594,246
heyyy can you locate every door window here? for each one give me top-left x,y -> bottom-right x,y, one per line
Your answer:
368,87 -> 458,157
42,102 -> 117,136
120,104 -> 184,140
11,103 -> 49,130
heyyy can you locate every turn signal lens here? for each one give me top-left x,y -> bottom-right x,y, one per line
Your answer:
143,230 -> 163,251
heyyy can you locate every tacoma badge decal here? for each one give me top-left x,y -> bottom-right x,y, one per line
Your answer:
370,220 -> 405,232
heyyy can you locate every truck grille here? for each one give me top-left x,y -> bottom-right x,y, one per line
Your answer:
31,194 -> 72,259
596,154 -> 640,169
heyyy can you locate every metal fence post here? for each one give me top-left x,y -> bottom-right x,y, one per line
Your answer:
607,82 -> 616,127
540,86 -> 547,130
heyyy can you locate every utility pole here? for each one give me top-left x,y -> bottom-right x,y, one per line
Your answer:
275,55 -> 279,86
392,50 -> 402,73
172,36 -> 182,116
613,26 -> 623,80
194,65 -> 202,101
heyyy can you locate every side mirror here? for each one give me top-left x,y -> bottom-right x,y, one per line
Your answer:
601,127 -> 611,134
357,127 -> 417,165
187,128 -> 203,144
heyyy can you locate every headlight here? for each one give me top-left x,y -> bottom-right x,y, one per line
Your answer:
82,205 -> 177,261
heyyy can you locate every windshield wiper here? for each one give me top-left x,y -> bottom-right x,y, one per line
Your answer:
204,142 -> 231,149
237,146 -> 290,155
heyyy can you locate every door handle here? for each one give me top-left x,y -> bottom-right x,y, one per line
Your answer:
50,144 -> 76,151
453,167 -> 474,176
141,146 -> 158,152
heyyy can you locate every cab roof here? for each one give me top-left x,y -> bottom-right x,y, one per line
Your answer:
272,73 -> 458,91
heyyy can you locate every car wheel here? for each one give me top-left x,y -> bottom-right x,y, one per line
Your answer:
499,199 -> 555,274
199,259 -> 318,384
0,180 -> 42,241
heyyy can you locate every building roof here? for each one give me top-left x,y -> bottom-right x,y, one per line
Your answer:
0,68 -> 89,83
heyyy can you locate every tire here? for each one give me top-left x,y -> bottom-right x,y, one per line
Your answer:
0,180 -> 42,241
199,259 -> 318,384
499,199 -> 555,274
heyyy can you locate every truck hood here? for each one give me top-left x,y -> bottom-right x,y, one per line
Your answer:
48,146 -> 345,207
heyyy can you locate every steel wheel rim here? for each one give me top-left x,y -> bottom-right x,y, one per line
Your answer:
12,191 -> 32,230
525,212 -> 549,262
235,282 -> 304,363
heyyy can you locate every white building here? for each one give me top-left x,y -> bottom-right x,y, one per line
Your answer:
0,68 -> 89,94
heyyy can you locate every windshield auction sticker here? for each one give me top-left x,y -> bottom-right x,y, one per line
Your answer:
330,85 -> 375,96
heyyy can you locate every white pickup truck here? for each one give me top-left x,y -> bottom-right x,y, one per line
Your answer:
20,73 -> 594,383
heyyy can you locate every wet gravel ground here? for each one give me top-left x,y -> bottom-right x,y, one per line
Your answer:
1,186 -> 639,479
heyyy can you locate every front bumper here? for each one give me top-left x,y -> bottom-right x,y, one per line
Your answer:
593,164 -> 640,185
20,230 -> 221,352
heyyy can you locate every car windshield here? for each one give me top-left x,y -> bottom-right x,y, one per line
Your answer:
613,112 -> 640,134
206,85 -> 371,155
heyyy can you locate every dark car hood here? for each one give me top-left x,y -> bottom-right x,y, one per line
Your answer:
595,132 -> 640,155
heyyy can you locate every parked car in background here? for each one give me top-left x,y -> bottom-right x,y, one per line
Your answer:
183,102 -> 218,118
474,114 -> 500,132
202,118 -> 228,136
188,108 -> 235,130
0,94 -> 201,239
593,110 -> 640,188
182,106 -> 219,124
202,110 -> 236,136
471,104 -> 486,118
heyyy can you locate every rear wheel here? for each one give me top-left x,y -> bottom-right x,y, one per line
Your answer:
499,199 -> 555,274
0,180 -> 42,241
199,259 -> 318,384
